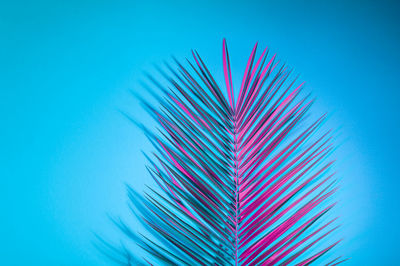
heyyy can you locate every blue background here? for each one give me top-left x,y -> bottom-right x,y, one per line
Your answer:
1,0 -> 399,265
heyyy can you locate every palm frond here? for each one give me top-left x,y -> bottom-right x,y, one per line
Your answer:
114,39 -> 342,265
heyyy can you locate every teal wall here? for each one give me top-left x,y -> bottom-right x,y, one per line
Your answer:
1,0 -> 399,264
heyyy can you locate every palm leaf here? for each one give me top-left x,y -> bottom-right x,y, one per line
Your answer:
113,39 -> 343,265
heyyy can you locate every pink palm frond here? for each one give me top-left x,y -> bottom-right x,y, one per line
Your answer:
112,39 -> 343,265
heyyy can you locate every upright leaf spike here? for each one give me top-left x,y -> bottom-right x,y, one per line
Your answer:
109,40 -> 343,265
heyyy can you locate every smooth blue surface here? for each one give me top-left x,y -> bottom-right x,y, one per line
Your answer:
1,0 -> 399,265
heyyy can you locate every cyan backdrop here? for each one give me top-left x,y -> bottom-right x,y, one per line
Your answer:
1,0 -> 399,265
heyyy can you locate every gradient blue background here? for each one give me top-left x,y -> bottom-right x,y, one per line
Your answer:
1,0 -> 399,265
